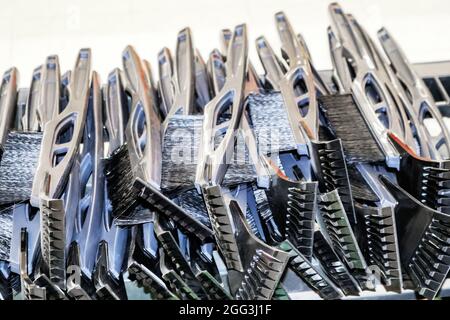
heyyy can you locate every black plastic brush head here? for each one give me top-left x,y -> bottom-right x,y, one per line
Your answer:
0,267 -> 13,300
346,165 -> 380,205
104,143 -> 140,220
319,94 -> 385,164
105,142 -> 214,242
0,205 -> 13,262
0,132 -> 43,206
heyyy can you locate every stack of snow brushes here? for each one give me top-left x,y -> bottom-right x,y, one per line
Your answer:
0,2 -> 449,300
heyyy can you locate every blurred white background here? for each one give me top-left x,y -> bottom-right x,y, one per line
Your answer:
1,0 -> 450,85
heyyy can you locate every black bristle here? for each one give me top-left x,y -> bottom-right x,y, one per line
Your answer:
177,189 -> 211,228
0,132 -> 43,206
248,92 -> 296,152
8,273 -> 21,295
0,205 -> 13,261
347,165 -> 380,205
319,94 -> 385,164
114,205 -> 154,225
137,178 -> 214,242
0,269 -> 12,300
105,144 -> 214,241
161,116 -> 202,191
161,115 -> 256,192
105,143 -> 140,219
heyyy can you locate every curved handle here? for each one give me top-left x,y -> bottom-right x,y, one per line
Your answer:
31,49 -> 91,206
378,28 -> 450,160
196,24 -> 248,188
225,25 -> 248,80
38,55 -> 61,129
327,27 -> 351,93
194,49 -> 212,109
24,66 -> 42,131
101,69 -> 132,280
75,71 -> 106,277
328,4 -> 419,163
255,36 -> 284,90
143,59 -> 160,116
0,67 -> 18,149
162,28 -> 196,132
275,12 -> 320,146
122,45 -> 162,187
328,3 -> 366,61
157,47 -> 174,118
220,29 -> 232,54
275,11 -> 308,67
207,49 -> 226,95
174,27 -> 195,115
377,28 -> 415,87
104,68 -> 128,153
